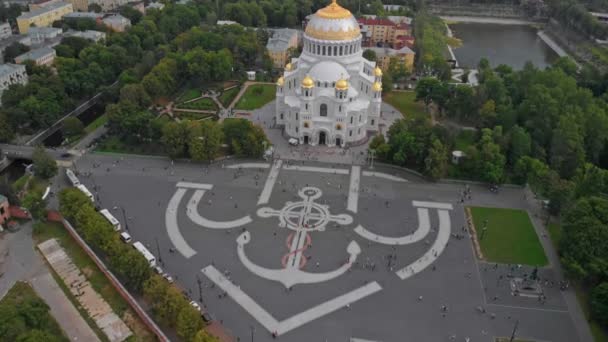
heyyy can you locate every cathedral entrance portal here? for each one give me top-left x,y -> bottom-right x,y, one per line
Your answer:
336,138 -> 342,147
304,136 -> 309,144
319,131 -> 327,145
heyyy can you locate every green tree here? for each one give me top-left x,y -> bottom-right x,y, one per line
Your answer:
176,306 -> 203,341
560,196 -> 608,281
508,125 -> 531,166
0,112 -> 14,142
62,117 -> 84,138
424,138 -> 448,180
21,192 -> 46,220
32,146 -> 57,180
591,282 -> 608,326
362,49 -> 377,62
161,121 -> 192,158
475,128 -> 506,184
119,83 -> 151,108
550,116 -> 586,179
188,121 -> 224,162
3,42 -> 29,63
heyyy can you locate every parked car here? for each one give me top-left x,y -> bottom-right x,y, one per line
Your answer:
154,265 -> 163,275
201,312 -> 214,324
162,273 -> 174,283
288,138 -> 299,146
119,232 -> 132,243
189,300 -> 201,312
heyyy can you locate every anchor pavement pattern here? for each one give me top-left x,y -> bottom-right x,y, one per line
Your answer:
165,160 -> 455,337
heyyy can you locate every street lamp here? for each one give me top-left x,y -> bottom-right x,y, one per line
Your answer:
197,275 -> 204,305
250,325 -> 255,342
155,237 -> 162,264
509,319 -> 519,342
120,206 -> 129,231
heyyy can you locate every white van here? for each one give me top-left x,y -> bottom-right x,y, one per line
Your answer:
132,241 -> 156,267
100,209 -> 121,231
120,232 -> 132,243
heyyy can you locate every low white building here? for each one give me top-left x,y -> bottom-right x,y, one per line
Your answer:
217,20 -> 239,26
15,46 -> 56,66
27,27 -> 62,45
0,22 -> 12,40
88,0 -> 128,11
145,1 -> 163,10
102,14 -> 131,32
0,64 -> 28,105
64,29 -> 105,42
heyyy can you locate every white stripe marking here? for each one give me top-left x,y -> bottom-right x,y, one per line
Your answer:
347,166 -> 360,213
258,159 -> 282,205
396,209 -> 451,279
354,208 -> 430,245
283,165 -> 349,175
226,163 -> 270,169
202,265 -> 381,336
362,171 -> 407,182
412,201 -> 453,210
176,182 -> 213,190
165,188 -> 196,258
187,190 -> 252,229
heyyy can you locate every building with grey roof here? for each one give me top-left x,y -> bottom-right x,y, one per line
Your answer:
266,28 -> 300,68
15,46 -> 56,66
0,64 -> 27,105
64,29 -> 105,42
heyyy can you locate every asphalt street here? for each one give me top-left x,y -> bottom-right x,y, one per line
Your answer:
71,153 -> 582,342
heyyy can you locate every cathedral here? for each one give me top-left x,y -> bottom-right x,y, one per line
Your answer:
275,0 -> 382,147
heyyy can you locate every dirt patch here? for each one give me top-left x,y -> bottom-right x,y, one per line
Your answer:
122,310 -> 155,342
82,267 -> 94,278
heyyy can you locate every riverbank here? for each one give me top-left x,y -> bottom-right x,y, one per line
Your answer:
537,30 -> 569,57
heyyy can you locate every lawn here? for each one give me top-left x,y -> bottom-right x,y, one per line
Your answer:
0,281 -> 68,341
234,84 -> 276,110
176,88 -> 201,103
33,221 -> 154,341
383,91 -> 428,121
84,114 -> 108,134
469,207 -> 548,266
174,111 -> 215,121
454,130 -> 477,151
219,87 -> 240,107
176,97 -> 218,111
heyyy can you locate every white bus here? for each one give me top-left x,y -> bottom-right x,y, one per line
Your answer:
76,184 -> 94,203
99,209 -> 121,231
66,169 -> 80,186
132,241 -> 156,267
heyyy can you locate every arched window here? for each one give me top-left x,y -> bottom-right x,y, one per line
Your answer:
350,116 -> 353,124
280,113 -> 284,119
320,104 -> 328,117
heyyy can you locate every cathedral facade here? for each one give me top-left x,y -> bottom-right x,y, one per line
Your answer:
275,0 -> 382,147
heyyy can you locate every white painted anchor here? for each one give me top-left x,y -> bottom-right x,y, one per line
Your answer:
238,187 -> 359,288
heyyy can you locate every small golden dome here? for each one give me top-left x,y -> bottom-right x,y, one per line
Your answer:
336,77 -> 348,90
285,63 -> 293,71
301,75 -> 314,89
372,81 -> 382,92
276,76 -> 284,86
317,0 -> 352,20
374,66 -> 383,77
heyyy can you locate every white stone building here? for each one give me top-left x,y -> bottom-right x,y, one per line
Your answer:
0,22 -> 12,40
275,0 -> 382,147
15,46 -> 56,66
0,64 -> 28,105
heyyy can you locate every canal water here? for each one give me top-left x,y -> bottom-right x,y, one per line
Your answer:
450,23 -> 559,70
43,102 -> 106,147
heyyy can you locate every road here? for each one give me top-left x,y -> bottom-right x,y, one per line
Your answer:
0,144 -> 72,161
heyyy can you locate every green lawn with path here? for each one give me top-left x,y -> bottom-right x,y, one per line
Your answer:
33,221 -> 154,340
383,91 -> 428,121
235,84 -> 276,110
176,88 -> 201,103
0,281 -> 69,341
469,206 -> 548,266
219,87 -> 240,107
84,114 -> 108,134
176,97 -> 217,111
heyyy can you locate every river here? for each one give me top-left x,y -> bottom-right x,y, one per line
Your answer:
450,23 -> 559,70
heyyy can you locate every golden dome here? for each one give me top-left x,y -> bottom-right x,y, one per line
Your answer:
336,77 -> 348,90
302,75 -> 314,88
372,81 -> 382,92
276,76 -> 284,86
285,63 -> 293,71
374,66 -> 383,77
304,0 -> 360,41
317,0 -> 352,19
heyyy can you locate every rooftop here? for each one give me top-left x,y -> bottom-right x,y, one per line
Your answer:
266,28 -> 299,52
18,1 -> 72,20
15,46 -> 55,61
28,27 -> 62,35
103,14 -> 130,24
0,64 -> 26,76
63,12 -> 103,19
366,46 -> 414,56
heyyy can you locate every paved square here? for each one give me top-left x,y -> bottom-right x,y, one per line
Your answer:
71,154 -> 581,342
